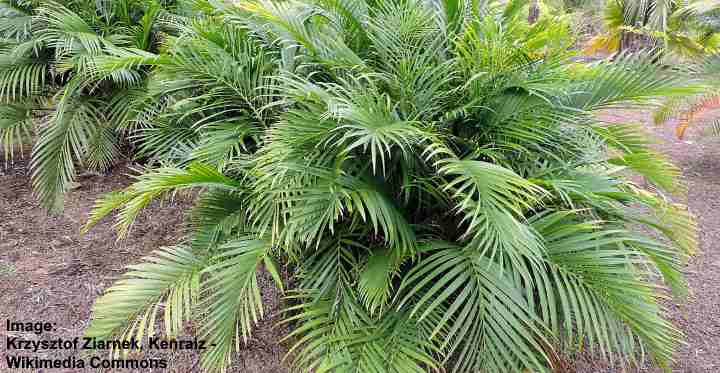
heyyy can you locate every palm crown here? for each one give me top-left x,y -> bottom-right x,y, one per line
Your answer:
3,0 -> 700,372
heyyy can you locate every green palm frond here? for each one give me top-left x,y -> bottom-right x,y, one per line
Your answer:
0,101 -> 33,163
249,160 -> 417,254
132,0 -> 161,50
31,94 -> 104,212
357,247 -> 402,316
277,76 -> 434,174
438,159 -> 547,266
630,190 -> 699,257
83,162 -> 241,236
286,293 -> 442,373
1,0 -> 186,213
190,119 -> 261,168
530,211 -> 683,368
569,52 -> 698,110
0,0 -> 34,41
200,236 -> 279,372
0,54 -> 48,101
73,48 -> 164,88
286,237 -> 442,373
189,189 -> 249,249
608,150 -> 683,192
398,244 -> 550,373
365,2 -> 457,120
86,245 -> 204,345
84,122 -> 119,171
35,1 -> 119,58
36,2 -> 112,58
592,122 -> 684,192
313,0 -> 370,52
591,122 -> 656,154
132,113 -> 198,164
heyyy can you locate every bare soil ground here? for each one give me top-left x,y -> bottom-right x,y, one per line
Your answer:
0,109 -> 718,373
0,161 -> 288,372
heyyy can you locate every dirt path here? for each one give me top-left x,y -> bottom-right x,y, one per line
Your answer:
574,110 -> 720,373
642,112 -> 720,373
0,110 -> 718,373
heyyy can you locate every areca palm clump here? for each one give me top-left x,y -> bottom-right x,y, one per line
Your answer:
59,0 -> 700,372
0,0 -> 188,211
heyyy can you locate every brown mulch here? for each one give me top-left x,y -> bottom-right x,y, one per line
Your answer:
0,160 -> 289,373
0,109 -> 718,373
634,110 -> 720,373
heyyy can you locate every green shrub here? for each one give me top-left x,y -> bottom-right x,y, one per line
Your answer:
6,0 -> 700,372
0,0 -> 186,210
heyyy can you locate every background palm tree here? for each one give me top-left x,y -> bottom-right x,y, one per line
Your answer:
588,0 -> 720,57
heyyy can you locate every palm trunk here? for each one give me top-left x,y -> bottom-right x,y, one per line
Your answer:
528,0 -> 540,24
618,31 -> 655,53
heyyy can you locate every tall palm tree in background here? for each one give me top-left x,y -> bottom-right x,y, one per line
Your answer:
75,0 -> 700,372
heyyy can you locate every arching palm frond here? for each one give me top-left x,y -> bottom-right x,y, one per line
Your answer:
529,211 -> 683,368
1,0 -> 186,211
200,236 -> 280,372
82,1 -> 700,372
86,245 -> 205,346
189,188 -> 249,249
438,159 -> 547,269
398,244 -> 550,373
31,93 -> 105,212
0,53 -> 48,101
83,162 -> 242,237
0,0 -> 34,41
34,1 -> 118,59
286,292 -> 442,373
568,52 -> 699,111
0,100 -> 33,164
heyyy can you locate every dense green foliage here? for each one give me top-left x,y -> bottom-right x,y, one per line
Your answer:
0,0 -> 188,210
1,0 -> 705,372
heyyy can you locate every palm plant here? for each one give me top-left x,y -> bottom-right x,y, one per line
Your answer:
587,0 -> 720,58
0,0 -> 189,211
82,0 -> 698,372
